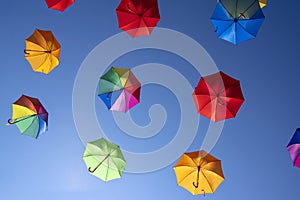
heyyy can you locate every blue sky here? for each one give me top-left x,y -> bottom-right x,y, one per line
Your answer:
1,0 -> 300,199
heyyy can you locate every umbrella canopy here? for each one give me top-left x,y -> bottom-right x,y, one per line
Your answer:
24,29 -> 61,74
82,138 -> 126,182
98,67 -> 141,112
287,128 -> 300,168
173,150 -> 224,196
45,0 -> 75,12
192,71 -> 244,122
211,0 -> 265,44
116,0 -> 160,38
7,95 -> 48,139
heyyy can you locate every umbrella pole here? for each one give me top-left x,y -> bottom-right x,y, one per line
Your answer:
193,166 -> 201,188
239,0 -> 257,19
7,114 -> 37,125
88,154 -> 110,173
24,49 -> 52,54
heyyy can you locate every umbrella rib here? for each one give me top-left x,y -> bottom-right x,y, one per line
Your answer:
197,95 -> 217,113
235,0 -> 238,18
219,1 -> 234,18
215,21 -> 235,37
142,1 -> 157,16
240,0 -> 257,17
105,156 -> 110,181
200,169 -> 214,192
20,115 -> 39,135
237,19 -> 259,37
202,167 -> 223,178
176,168 -> 198,185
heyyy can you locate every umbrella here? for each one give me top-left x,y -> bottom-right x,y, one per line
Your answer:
287,128 -> 300,168
82,138 -> 126,182
211,0 -> 265,44
173,150 -> 224,196
24,29 -> 61,74
45,0 -> 75,12
259,0 -> 267,8
192,71 -> 244,122
98,67 -> 141,112
7,95 -> 48,139
116,0 -> 160,38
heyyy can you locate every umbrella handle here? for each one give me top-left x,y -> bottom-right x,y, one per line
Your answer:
106,92 -> 112,99
238,13 -> 246,19
24,49 -> 52,54
7,119 -> 15,125
193,181 -> 199,188
88,167 -> 96,173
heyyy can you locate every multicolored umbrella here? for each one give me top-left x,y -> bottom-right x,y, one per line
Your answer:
7,95 -> 48,139
98,67 -> 141,112
211,0 -> 265,44
82,138 -> 126,182
45,0 -> 75,12
173,150 -> 224,196
116,0 -> 160,38
192,71 -> 245,122
24,29 -> 61,74
287,128 -> 300,168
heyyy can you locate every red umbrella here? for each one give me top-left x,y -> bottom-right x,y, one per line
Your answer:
45,0 -> 75,12
192,71 -> 245,122
116,0 -> 160,38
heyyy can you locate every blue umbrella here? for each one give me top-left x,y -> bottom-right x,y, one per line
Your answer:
211,0 -> 265,44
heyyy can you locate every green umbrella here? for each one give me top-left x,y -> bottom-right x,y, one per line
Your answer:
82,138 -> 126,182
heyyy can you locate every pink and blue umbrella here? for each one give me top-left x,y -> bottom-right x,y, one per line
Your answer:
287,128 -> 300,168
98,67 -> 141,112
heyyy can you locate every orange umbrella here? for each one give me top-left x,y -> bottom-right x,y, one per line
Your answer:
24,29 -> 61,74
173,150 -> 224,196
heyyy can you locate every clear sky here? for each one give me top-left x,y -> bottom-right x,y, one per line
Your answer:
1,0 -> 300,199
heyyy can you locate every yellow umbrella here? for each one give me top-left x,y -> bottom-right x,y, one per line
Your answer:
259,0 -> 267,8
24,29 -> 61,74
173,150 -> 224,196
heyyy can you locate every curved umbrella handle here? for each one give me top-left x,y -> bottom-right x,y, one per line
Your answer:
193,181 -> 199,188
7,119 -> 15,125
24,49 -> 51,54
88,167 -> 97,173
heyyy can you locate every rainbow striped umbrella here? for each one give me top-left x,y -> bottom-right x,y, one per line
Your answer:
7,95 -> 48,139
